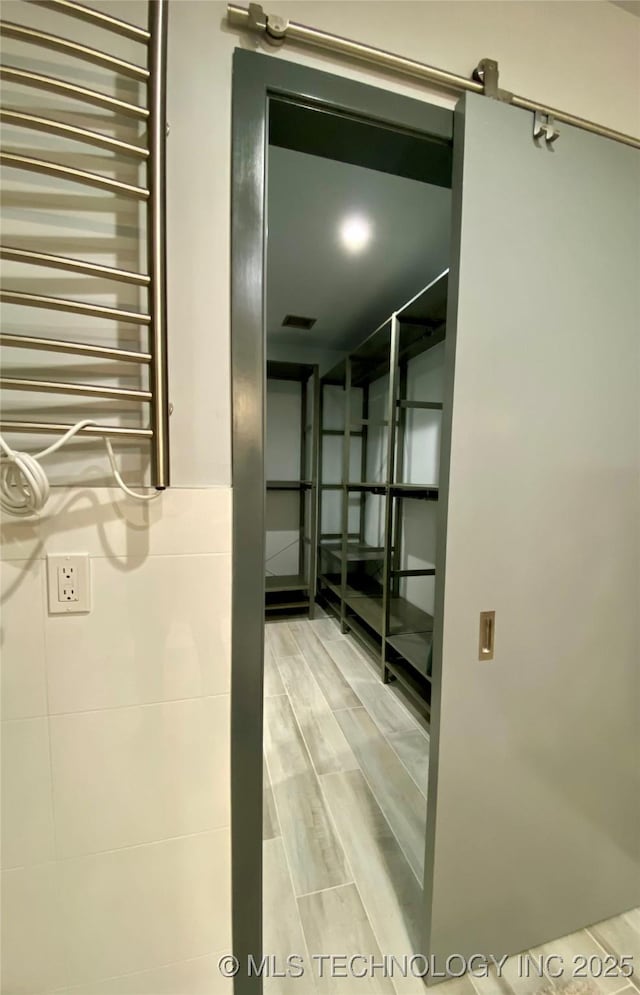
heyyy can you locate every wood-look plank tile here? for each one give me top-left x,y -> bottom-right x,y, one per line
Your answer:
273,777 -> 351,898
471,943 -> 555,995
388,682 -> 430,736
537,927 -> 636,994
263,837 -> 316,994
307,617 -> 343,642
335,707 -> 426,881
266,621 -> 301,658
264,643 -> 286,697
264,690 -> 309,781
263,756 -> 280,841
326,640 -> 417,737
430,980 -> 477,995
347,679 -> 419,739
386,730 -> 429,798
320,769 -> 424,994
322,636 -> 379,685
298,883 -> 395,993
264,694 -> 351,896
471,928 -> 629,995
588,909 -> 640,991
276,655 -> 359,775
289,623 -> 361,711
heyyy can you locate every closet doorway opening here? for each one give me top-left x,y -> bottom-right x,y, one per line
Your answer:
231,49 -> 455,993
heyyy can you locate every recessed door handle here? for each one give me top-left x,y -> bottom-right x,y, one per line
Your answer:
479,610 -> 495,661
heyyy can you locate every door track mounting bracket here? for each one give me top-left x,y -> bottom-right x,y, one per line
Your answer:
472,58 -> 513,103
248,2 -> 288,45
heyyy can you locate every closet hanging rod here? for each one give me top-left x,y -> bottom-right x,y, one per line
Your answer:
1,376 -> 152,403
0,21 -> 149,80
0,246 -> 150,286
0,152 -> 149,199
227,2 -> 640,149
1,420 -> 153,439
0,333 -> 152,365
0,66 -> 149,119
0,109 -> 149,158
31,0 -> 150,43
0,290 -> 151,325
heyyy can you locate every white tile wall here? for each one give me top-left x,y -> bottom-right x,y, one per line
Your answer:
0,559 -> 48,720
50,696 -> 230,856
1,718 -> 55,870
58,829 -> 231,987
1,862 -> 68,994
0,486 -> 231,562
0,486 -> 232,994
56,951 -> 233,995
45,553 -> 230,714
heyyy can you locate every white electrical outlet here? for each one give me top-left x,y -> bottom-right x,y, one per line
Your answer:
47,554 -> 91,615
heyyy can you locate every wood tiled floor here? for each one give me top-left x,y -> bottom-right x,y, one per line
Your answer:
263,617 -> 640,994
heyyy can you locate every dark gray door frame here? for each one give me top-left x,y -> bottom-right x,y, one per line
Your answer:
230,49 -> 453,994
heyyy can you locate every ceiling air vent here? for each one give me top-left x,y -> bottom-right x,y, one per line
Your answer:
282,314 -> 317,330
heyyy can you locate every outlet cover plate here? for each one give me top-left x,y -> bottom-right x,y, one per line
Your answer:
47,554 -> 91,615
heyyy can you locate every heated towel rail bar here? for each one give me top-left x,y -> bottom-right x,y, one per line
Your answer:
0,0 -> 170,488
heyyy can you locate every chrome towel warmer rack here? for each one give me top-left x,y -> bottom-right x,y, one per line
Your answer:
0,0 -> 170,489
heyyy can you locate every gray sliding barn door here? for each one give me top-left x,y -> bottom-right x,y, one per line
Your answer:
426,92 -> 640,963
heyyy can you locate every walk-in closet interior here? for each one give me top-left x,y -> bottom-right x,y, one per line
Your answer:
262,103 -> 453,968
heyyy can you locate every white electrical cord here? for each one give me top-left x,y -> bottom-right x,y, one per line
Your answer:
0,419 -> 161,517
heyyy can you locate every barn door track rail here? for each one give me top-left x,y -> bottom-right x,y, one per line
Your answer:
227,2 -> 640,150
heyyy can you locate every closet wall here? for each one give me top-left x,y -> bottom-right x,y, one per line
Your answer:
267,342 -> 343,376
265,378 -> 302,576
320,384 -> 362,539
361,341 -> 445,617
402,343 -> 445,614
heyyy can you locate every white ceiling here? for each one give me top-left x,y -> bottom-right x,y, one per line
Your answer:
266,146 -> 451,356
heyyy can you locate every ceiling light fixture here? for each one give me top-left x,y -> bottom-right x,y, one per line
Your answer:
340,214 -> 372,254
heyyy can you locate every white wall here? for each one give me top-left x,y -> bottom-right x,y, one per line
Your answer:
2,1 -> 639,992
